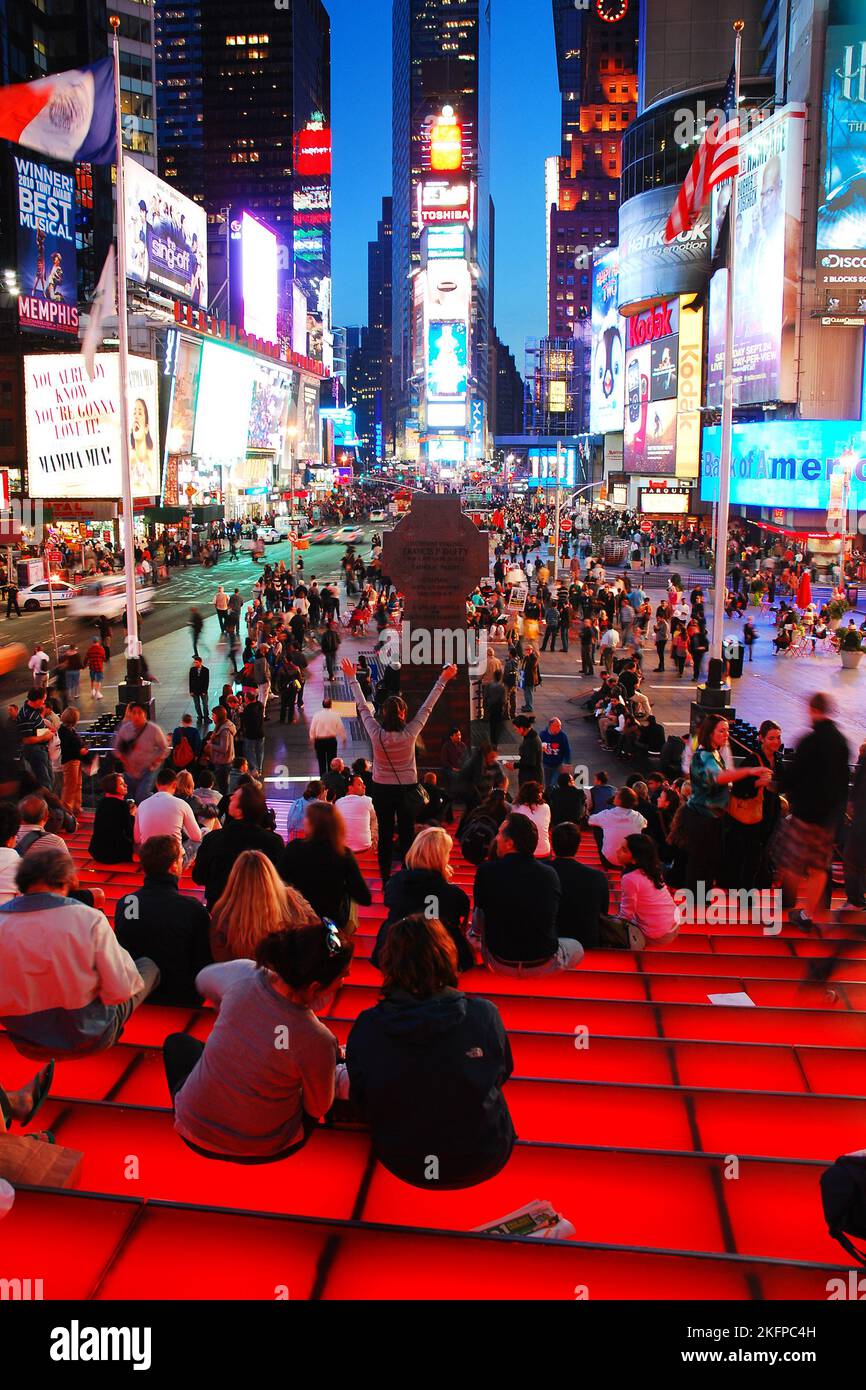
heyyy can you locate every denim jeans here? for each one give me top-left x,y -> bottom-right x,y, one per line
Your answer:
23,745 -> 53,791
126,768 -> 157,804
244,737 -> 265,774
65,671 -> 80,704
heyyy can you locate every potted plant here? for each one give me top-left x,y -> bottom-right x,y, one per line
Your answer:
838,626 -> 864,669
827,596 -> 850,630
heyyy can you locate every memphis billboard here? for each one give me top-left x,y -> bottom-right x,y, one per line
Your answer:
13,151 -> 78,336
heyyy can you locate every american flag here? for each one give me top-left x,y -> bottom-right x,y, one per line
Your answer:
664,66 -> 740,244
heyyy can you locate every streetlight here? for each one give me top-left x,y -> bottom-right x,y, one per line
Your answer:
287,425 -> 299,574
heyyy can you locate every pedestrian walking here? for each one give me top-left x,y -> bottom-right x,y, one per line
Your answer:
320,620 -> 341,682
190,608 -> 204,659
189,656 -> 210,723
309,699 -> 347,776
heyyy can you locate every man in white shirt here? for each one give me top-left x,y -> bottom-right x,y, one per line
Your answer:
599,625 -> 621,674
213,585 -> 229,631
588,787 -> 647,867
0,802 -> 20,905
308,698 -> 347,777
0,848 -> 159,1057
28,644 -> 49,690
335,775 -> 377,853
134,769 -> 202,851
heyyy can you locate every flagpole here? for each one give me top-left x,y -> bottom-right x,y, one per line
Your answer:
711,20 -> 744,664
110,15 -> 141,686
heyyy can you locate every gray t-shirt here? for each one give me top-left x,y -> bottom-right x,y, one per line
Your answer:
174,960 -> 338,1157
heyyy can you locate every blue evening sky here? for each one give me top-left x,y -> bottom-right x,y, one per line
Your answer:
327,0 -> 561,366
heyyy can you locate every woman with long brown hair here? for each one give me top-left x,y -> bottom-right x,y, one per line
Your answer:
279,800 -> 372,931
210,850 -> 318,962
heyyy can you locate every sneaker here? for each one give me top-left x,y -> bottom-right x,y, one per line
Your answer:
788,908 -> 814,930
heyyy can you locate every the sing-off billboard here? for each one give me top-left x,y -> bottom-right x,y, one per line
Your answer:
707,105 -> 805,408
124,156 -> 207,306
818,23 -> 866,312
13,152 -> 78,336
590,247 -> 624,435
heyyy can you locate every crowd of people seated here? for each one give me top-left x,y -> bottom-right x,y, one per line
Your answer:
0,646 -> 861,1197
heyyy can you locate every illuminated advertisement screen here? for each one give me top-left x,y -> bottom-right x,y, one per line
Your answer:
427,403 -> 467,429
817,24 -> 866,312
707,105 -> 805,407
295,125 -> 331,177
429,106 -> 463,171
241,212 -> 279,345
424,226 -> 467,262
623,298 -> 680,475
24,353 -> 160,499
247,362 -> 292,452
640,488 -> 691,515
13,152 -> 78,336
302,382 -> 319,458
193,341 -> 256,462
590,247 -> 623,435
164,334 -> 203,457
426,260 -> 471,321
419,179 -> 474,227
427,322 -> 468,400
623,296 -> 703,477
123,156 -> 207,305
700,420 -> 866,515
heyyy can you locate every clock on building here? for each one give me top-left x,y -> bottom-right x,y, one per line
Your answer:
596,0 -> 629,21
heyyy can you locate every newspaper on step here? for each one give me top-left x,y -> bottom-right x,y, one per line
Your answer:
473,1199 -> 575,1240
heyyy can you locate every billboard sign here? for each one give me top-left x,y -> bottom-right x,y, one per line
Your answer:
700,419 -> 866,517
618,184 -> 711,306
247,360 -> 292,453
590,247 -> 624,435
623,295 -> 702,477
429,106 -> 463,172
426,259 -> 471,321
623,298 -> 680,475
294,122 -> 331,177
423,225 -> 467,263
470,399 -> 485,458
194,341 -> 256,463
427,322 -> 468,401
817,25 -> 866,313
240,212 -> 279,346
707,105 -> 805,407
124,156 -> 207,305
24,353 -> 160,499
13,153 -> 78,336
164,333 -> 203,458
418,178 -> 474,227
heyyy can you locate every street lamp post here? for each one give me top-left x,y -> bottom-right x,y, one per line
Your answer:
287,426 -> 298,576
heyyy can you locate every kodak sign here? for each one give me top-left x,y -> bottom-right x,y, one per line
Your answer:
626,299 -> 677,348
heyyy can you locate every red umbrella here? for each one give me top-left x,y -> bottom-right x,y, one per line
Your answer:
796,571 -> 812,611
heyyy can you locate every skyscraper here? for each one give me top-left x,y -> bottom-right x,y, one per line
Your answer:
392,0 -> 492,463
548,0 -> 638,340
155,0 -> 330,351
349,197 -> 394,462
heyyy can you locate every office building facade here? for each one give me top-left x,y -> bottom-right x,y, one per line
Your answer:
392,0 -> 492,466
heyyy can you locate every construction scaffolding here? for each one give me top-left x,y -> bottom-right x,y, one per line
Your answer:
523,328 -> 591,437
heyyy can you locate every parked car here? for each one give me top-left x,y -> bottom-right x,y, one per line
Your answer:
19,577 -> 82,612
368,509 -> 386,523
70,574 -> 155,624
255,527 -> 281,544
